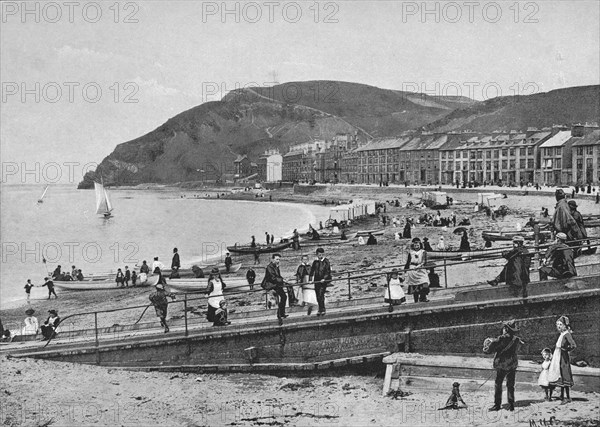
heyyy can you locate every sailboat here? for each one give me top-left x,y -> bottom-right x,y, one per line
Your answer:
94,179 -> 113,218
37,185 -> 49,204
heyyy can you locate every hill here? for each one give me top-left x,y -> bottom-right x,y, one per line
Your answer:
78,81 -> 476,188
423,85 -> 600,132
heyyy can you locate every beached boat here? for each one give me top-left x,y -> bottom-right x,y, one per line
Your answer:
355,229 -> 385,237
53,274 -> 159,291
482,229 -> 552,242
226,241 -> 292,254
197,262 -> 242,274
302,232 -> 357,242
427,249 -> 501,260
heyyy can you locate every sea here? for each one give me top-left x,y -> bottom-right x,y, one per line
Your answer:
0,184 -> 331,309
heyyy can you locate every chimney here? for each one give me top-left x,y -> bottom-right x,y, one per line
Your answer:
571,123 -> 584,137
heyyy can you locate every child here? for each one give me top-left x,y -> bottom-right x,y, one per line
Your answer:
213,300 -> 231,327
115,268 -> 124,287
131,270 -> 138,286
538,348 -> 555,401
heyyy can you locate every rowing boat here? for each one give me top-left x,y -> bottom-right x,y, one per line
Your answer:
53,274 -> 159,291
427,249 -> 501,260
482,230 -> 552,242
197,262 -> 242,274
226,241 -> 292,254
355,229 -> 385,237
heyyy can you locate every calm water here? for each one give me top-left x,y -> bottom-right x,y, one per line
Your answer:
0,185 -> 331,308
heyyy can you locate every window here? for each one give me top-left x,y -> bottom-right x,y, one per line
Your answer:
527,146 -> 534,156
494,150 -> 499,159
509,148 -> 515,156
527,159 -> 534,169
556,158 -> 561,169
486,161 -> 491,170
477,151 -> 482,159
502,149 -> 508,157
485,151 -> 491,159
441,152 -> 446,159
502,160 -> 508,169
586,146 -> 594,155
448,152 -> 454,160
520,159 -> 526,168
577,147 -> 584,156
494,161 -> 499,169
455,162 -> 461,171
555,147 -> 561,156
520,148 -> 526,156
576,158 -> 583,170
441,161 -> 446,170
509,160 -> 515,169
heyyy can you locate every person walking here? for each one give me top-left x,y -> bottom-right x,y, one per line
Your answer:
548,315 -> 577,404
170,248 -> 181,279
224,252 -> 233,273
24,280 -> 34,303
149,284 -> 176,333
487,236 -> 531,298
552,189 -> 585,253
483,320 -> 523,412
115,268 -> 125,287
309,248 -> 332,316
42,277 -> 58,299
246,267 -> 256,290
262,254 -> 287,321
124,266 -> 131,287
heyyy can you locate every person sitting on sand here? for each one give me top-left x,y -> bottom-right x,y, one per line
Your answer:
539,233 -> 576,280
22,308 -> 39,335
366,232 -> 377,245
41,309 -> 61,340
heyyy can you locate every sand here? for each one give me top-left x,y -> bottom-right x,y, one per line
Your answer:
1,186 -> 599,426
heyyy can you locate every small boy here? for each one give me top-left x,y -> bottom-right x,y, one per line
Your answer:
115,268 -> 124,287
124,266 -> 131,287
24,279 -> 34,303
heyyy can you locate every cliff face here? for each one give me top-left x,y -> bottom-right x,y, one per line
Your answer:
78,81 -> 471,188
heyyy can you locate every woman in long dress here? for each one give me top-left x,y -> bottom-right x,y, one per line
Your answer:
206,268 -> 226,325
22,308 -> 39,335
296,255 -> 318,315
404,238 -> 430,303
384,268 -> 406,305
548,315 -> 576,404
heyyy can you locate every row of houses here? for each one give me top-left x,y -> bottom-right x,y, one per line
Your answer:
237,124 -> 600,186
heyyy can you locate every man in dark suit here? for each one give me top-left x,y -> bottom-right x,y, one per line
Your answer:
483,320 -> 523,411
309,247 -> 332,316
263,253 -> 287,321
171,248 -> 181,279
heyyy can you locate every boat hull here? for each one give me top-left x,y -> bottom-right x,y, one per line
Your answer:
227,242 -> 292,254
427,249 -> 500,260
53,275 -> 159,291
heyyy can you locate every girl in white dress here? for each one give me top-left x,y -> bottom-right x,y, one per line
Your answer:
538,348 -> 555,401
22,308 -> 39,335
384,268 -> 406,305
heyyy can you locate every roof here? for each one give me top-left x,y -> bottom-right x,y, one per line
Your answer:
234,155 -> 248,163
571,130 -> 600,147
355,137 -> 411,152
539,131 -> 573,148
399,134 -> 441,151
529,131 -> 552,141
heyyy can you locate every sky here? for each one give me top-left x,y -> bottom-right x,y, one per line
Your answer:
1,0 -> 599,184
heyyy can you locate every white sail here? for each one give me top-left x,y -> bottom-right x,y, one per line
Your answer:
104,186 -> 113,212
94,182 -> 110,215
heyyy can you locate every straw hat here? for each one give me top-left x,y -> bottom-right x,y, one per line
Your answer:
25,308 -> 35,315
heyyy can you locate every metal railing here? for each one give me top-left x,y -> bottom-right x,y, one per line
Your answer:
38,237 -> 599,352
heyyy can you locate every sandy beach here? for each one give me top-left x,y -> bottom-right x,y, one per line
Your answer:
1,186 -> 599,426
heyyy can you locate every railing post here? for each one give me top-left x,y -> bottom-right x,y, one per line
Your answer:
347,272 -> 351,300
184,293 -> 188,337
265,291 -> 268,309
443,258 -> 448,289
94,312 -> 100,365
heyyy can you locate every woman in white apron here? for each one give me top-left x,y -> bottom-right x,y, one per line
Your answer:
404,238 -> 430,303
296,255 -> 317,315
206,268 -> 226,325
384,268 -> 406,305
547,315 -> 576,404
22,308 -> 39,335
